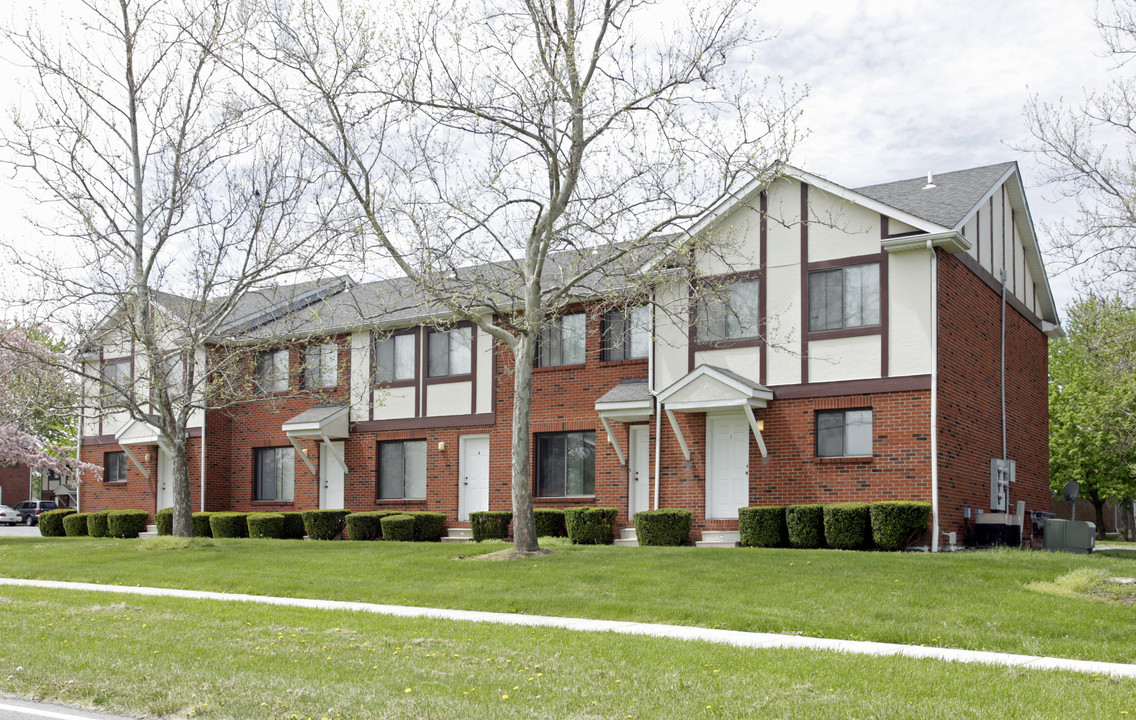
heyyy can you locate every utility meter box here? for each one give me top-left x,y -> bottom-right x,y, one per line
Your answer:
1043,518 -> 1096,554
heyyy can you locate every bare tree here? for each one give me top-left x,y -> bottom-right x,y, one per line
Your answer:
221,0 -> 800,553
1,0 -> 346,536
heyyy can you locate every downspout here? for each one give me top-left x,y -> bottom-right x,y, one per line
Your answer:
649,289 -> 661,510
200,408 -> 207,512
74,393 -> 84,512
928,241 -> 940,552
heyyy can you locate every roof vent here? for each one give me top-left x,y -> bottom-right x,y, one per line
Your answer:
923,172 -> 937,190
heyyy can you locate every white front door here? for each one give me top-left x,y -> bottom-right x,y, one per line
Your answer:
157,448 -> 174,511
320,441 -> 346,509
459,435 -> 490,521
628,425 -> 651,518
706,414 -> 749,519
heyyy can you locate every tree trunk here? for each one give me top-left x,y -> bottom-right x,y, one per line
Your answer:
510,331 -> 539,553
171,438 -> 193,537
1122,501 -> 1135,542
1091,492 -> 1107,539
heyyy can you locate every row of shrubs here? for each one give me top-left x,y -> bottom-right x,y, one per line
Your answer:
739,502 -> 931,551
39,508 -> 149,539
156,508 -> 450,542
468,507 -> 622,545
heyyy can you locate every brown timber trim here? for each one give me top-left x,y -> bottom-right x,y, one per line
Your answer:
81,434 -> 117,446
770,374 -> 932,400
759,189 -> 768,386
805,253 -> 882,270
990,196 -> 998,276
953,251 -> 1045,331
187,427 -> 202,438
350,413 -> 495,433
806,326 -> 881,342
800,181 -> 809,384
880,217 -> 890,378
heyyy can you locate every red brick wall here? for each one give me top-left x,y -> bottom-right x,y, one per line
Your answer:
78,438 -> 202,521
936,250 -> 1050,537
0,463 -> 30,506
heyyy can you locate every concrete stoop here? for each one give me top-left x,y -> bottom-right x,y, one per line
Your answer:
139,524 -> 158,539
695,530 -> 740,548
613,527 -> 638,547
441,526 -> 473,543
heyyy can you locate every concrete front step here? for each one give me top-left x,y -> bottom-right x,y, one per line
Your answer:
441,527 -> 473,543
695,530 -> 740,548
613,526 -> 638,547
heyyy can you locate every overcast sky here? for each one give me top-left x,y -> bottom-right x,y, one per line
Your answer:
0,0 -> 1119,313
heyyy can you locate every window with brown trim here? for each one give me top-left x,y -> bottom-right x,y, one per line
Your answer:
427,327 -> 472,377
373,332 -> 416,384
302,343 -> 338,390
377,440 -> 427,499
537,313 -> 585,367
815,409 -> 873,457
602,307 -> 650,361
694,277 -> 760,343
535,431 -> 595,497
808,263 -> 880,333
255,349 -> 289,393
104,452 -> 128,483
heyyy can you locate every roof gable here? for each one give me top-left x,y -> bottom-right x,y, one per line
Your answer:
854,162 -> 1017,230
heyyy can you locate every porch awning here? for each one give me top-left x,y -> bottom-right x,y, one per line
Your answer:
594,379 -> 654,466
113,416 -> 169,474
656,365 -> 773,460
281,405 -> 349,475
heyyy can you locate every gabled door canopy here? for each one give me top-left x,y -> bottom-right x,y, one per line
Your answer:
656,365 -> 772,460
114,416 -> 172,475
282,405 -> 350,475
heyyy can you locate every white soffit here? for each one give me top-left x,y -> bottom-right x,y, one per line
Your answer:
282,405 -> 350,440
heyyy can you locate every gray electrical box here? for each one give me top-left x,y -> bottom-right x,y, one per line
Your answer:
989,458 -> 1017,511
1043,518 -> 1096,554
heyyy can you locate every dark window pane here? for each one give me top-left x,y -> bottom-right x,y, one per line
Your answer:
816,411 -> 844,457
379,442 -> 404,499
428,331 -> 449,377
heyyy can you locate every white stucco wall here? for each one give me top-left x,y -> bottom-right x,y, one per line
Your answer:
427,381 -> 473,416
808,335 -> 881,383
807,188 -> 880,263
372,386 -> 416,420
475,332 -> 493,414
652,280 -> 691,391
887,250 -> 933,376
694,348 -> 759,383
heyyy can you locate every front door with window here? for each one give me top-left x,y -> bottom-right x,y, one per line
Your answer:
157,447 -> 174,511
459,435 -> 490,521
706,415 -> 749,519
628,425 -> 650,519
320,441 -> 346,509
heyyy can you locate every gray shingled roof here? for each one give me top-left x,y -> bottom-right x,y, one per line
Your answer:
853,162 -> 1016,229
596,378 -> 651,405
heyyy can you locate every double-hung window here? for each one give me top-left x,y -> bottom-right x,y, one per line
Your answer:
535,431 -> 595,497
302,343 -> 338,390
816,409 -> 873,458
374,333 -> 416,383
808,263 -> 880,332
101,359 -> 132,406
537,313 -> 586,367
255,349 -> 289,393
254,447 -> 295,501
602,307 -> 650,361
104,452 -> 128,483
378,440 -> 427,499
427,327 -> 472,377
694,277 -> 760,343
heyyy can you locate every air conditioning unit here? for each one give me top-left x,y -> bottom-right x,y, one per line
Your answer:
1043,518 -> 1096,554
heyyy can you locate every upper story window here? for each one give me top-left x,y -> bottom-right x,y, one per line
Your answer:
694,277 -> 760,343
536,431 -> 595,497
378,440 -> 427,500
537,313 -> 585,367
427,327 -> 472,378
255,349 -> 289,393
374,333 -> 416,384
153,352 -> 185,401
816,409 -> 873,458
602,307 -> 650,361
254,446 -> 294,501
101,359 -> 131,406
808,263 -> 880,332
302,343 -> 338,390
104,451 -> 128,483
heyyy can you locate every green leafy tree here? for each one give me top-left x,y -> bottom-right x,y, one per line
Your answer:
1049,295 -> 1136,539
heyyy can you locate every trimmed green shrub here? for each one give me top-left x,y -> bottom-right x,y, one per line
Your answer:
633,508 -> 692,546
786,504 -> 825,549
302,509 -> 350,540
156,507 -> 174,536
870,501 -> 932,551
192,512 -> 214,538
739,506 -> 787,548
824,503 -> 872,550
107,509 -> 149,539
247,512 -> 285,539
38,508 -> 76,537
409,511 -> 447,542
470,511 -> 512,541
280,512 -> 306,540
63,512 -> 90,537
345,511 -> 391,541
564,507 -> 618,545
534,508 -> 567,538
380,514 -> 415,542
209,512 -> 248,539
87,511 -> 109,538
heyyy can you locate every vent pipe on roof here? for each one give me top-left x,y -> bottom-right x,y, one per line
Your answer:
923,172 -> 937,190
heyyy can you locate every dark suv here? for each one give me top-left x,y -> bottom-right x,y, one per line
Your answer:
13,500 -> 58,526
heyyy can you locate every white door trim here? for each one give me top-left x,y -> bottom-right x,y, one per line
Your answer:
628,425 -> 651,519
459,434 -> 491,521
319,441 -> 346,510
705,413 -> 749,520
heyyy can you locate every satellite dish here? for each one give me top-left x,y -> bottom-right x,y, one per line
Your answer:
1062,480 -> 1080,503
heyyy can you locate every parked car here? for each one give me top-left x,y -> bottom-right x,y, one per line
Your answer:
12,500 -> 58,526
0,505 -> 19,525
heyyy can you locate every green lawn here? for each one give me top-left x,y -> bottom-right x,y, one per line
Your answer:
1,585 -> 1133,720
1,537 -> 1134,663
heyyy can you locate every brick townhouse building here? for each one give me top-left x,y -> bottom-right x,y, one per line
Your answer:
77,162 -> 1061,548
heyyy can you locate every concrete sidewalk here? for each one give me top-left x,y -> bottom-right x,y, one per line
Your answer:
3,577 -> 1134,678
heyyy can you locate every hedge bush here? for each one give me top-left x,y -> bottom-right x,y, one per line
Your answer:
209,512 -> 248,539
380,514 -> 415,542
63,512 -> 90,537
564,507 -> 618,545
870,501 -> 932,551
345,511 -> 393,541
409,511 -> 447,542
786,504 -> 825,549
87,511 -> 109,538
534,508 -> 567,538
633,508 -> 692,546
192,512 -> 214,538
38,508 -> 75,537
824,503 -> 872,550
155,508 -> 174,536
247,512 -> 285,539
470,511 -> 512,541
108,509 -> 149,539
302,509 -> 349,540
738,506 -> 787,548
281,512 -> 306,540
